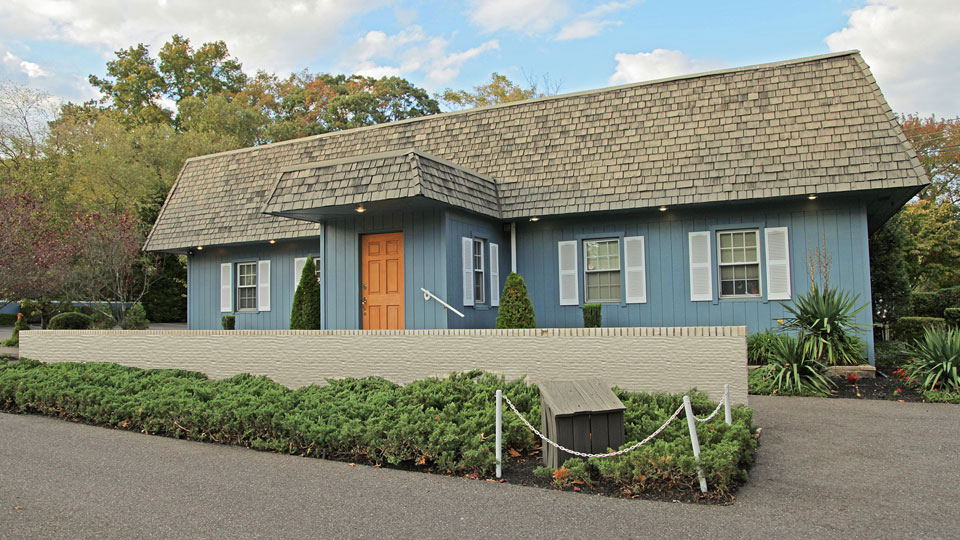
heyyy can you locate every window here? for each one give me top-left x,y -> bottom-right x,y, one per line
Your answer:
237,262 -> 257,310
584,238 -> 621,303
717,230 -> 761,297
473,238 -> 485,304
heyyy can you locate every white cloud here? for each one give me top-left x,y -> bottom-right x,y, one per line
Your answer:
555,19 -> 619,41
2,50 -> 51,78
609,49 -> 724,85
825,0 -> 960,117
0,0 -> 388,75
346,26 -> 500,89
470,0 -> 570,34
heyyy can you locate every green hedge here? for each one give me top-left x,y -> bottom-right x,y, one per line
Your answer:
47,312 -> 93,330
0,361 -> 757,496
222,315 -> 235,330
944,308 -> 960,327
582,304 -> 601,328
892,317 -> 945,345
910,286 -> 960,318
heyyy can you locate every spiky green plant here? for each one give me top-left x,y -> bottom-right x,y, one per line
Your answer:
780,284 -> 867,366
766,334 -> 835,396
906,326 -> 960,393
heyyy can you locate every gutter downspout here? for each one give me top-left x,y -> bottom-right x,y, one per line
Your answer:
510,222 -> 517,274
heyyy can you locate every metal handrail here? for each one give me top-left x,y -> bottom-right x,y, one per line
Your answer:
420,288 -> 465,318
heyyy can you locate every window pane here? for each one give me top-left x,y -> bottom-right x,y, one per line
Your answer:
732,233 -> 744,248
746,265 -> 759,279
720,248 -> 732,264
744,232 -> 757,247
747,280 -> 760,295
721,281 -> 734,295
744,247 -> 758,263
719,234 -> 732,248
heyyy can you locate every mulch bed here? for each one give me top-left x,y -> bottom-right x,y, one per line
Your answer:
827,375 -> 924,402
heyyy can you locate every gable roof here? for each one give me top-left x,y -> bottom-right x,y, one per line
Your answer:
261,149 -> 500,220
145,50 -> 927,252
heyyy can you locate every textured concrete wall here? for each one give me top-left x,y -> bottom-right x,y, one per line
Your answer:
20,327 -> 748,403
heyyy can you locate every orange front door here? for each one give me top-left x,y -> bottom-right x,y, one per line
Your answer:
361,232 -> 405,330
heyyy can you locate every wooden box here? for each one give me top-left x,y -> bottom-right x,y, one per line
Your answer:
538,380 -> 626,468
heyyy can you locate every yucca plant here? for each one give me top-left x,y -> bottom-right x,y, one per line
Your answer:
906,326 -> 960,393
766,334 -> 835,396
780,284 -> 867,366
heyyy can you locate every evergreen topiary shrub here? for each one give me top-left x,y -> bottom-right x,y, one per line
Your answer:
1,314 -> 29,347
582,304 -> 601,328
48,312 -> 93,330
124,303 -> 150,330
290,255 -> 321,330
221,315 -> 235,330
944,308 -> 960,328
496,272 -> 536,329
910,292 -> 940,318
892,316 -> 945,345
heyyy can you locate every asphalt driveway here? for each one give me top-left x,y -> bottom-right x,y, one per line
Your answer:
1,396 -> 957,539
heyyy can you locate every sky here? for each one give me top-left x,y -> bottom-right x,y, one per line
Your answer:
0,0 -> 958,117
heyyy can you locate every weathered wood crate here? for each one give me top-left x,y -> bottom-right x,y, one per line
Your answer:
539,380 -> 626,468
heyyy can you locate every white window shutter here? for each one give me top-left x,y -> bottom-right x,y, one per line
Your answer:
489,243 -> 500,307
624,236 -> 647,304
462,237 -> 474,307
689,231 -> 713,302
220,263 -> 232,313
765,227 -> 792,300
294,257 -> 307,293
558,240 -> 579,306
257,260 -> 271,312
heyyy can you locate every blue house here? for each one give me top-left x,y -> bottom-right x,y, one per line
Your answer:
144,51 -> 927,363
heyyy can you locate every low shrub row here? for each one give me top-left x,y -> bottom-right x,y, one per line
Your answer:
0,361 -> 757,497
910,286 -> 960,319
532,389 -> 757,497
892,317 -> 945,345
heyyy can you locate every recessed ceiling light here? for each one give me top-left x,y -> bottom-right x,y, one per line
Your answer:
808,194 -> 817,200
269,239 -> 276,244
196,246 -> 203,251
529,216 -> 540,222
659,206 -> 668,212
356,205 -> 366,213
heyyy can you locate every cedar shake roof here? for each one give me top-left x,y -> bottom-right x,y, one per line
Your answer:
145,50 -> 927,252
261,149 -> 500,220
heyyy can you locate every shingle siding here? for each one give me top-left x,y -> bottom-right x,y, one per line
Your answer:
145,51 -> 926,252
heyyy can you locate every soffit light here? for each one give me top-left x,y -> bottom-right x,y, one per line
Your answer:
269,239 -> 276,244
356,205 -> 366,213
529,216 -> 540,222
196,246 -> 203,250
659,206 -> 668,212
808,194 -> 817,200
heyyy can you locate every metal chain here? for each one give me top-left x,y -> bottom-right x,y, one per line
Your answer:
692,395 -> 725,423
502,395 -> 685,459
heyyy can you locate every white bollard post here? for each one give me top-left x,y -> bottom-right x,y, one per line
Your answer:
724,384 -> 733,426
495,389 -> 502,479
683,395 -> 708,493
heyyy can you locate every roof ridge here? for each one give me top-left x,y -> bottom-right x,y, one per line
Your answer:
180,50 -> 863,165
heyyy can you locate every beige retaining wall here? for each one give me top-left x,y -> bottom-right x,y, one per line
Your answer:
19,327 -> 748,404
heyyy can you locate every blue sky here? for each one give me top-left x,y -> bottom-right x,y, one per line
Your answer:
1,0 -> 957,116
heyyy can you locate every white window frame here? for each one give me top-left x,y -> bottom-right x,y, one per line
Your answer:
716,229 -> 762,298
583,238 -> 622,304
236,262 -> 258,311
473,238 -> 485,304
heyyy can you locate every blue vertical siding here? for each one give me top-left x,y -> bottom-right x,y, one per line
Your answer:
444,210 -> 508,329
322,208 -> 447,330
187,236 -> 322,330
514,197 -> 876,363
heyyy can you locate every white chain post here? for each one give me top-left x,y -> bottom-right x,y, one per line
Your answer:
683,395 -> 708,494
724,384 -> 732,426
495,389 -> 502,479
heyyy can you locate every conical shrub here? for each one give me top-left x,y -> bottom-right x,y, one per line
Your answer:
290,255 -> 322,329
496,272 -> 536,329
